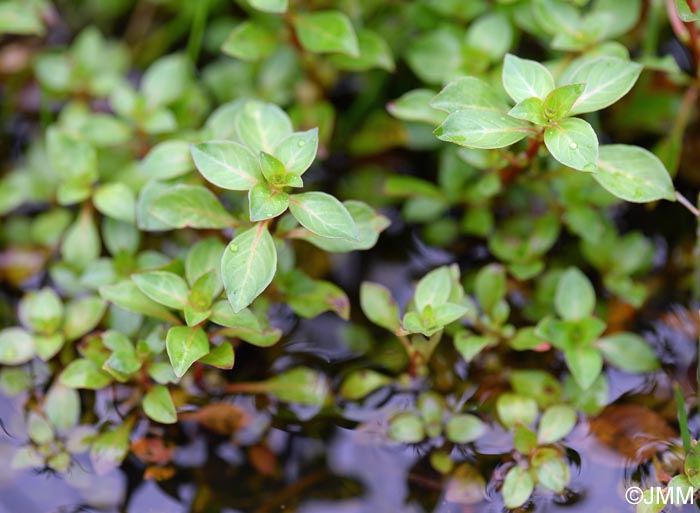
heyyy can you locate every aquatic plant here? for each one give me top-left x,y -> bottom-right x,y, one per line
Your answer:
0,0 -> 699,511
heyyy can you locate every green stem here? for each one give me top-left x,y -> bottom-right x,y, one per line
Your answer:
186,0 -> 209,64
674,383 -> 692,453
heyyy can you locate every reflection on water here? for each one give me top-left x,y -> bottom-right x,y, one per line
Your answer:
0,370 -> 696,513
0,229 -> 698,513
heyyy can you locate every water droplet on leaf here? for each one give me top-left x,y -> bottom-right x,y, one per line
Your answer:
569,142 -> 578,149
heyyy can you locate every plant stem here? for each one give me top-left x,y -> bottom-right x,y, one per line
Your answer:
187,0 -> 209,64
676,191 -> 700,217
225,382 -> 269,394
674,383 -> 692,453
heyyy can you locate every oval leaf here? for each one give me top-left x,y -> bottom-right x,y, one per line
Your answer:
191,141 -> 261,191
221,224 -> 277,312
544,117 -> 598,172
166,326 -> 210,378
143,385 -> 177,424
289,191 -> 358,240
595,144 -> 675,203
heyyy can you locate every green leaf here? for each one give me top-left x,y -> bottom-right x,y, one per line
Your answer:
100,281 -> 181,323
141,140 -> 194,180
186,237 -> 225,286
142,53 -> 191,108
221,21 -> 276,62
292,200 -> 389,252
388,412 -> 425,443
595,144 -> 675,202
292,11 -> 359,57
191,141 -> 261,191
359,282 -> 400,333
47,127 -> 98,186
535,454 -> 570,492
465,12 -> 513,62
60,359 -> 111,389
445,414 -> 486,444
502,54 -> 555,104
430,77 -> 509,114
339,369 -> 392,400
19,288 -> 63,335
509,370 -> 562,408
561,57 -> 642,115
90,419 -> 134,475
544,117 -> 598,172
45,383 -> 80,433
35,334 -> 65,361
497,393 -> 538,429
555,267 -> 596,321
63,296 -> 106,341
62,208 -> 100,270
508,97 -> 547,125
514,425 -> 538,454
235,100 -> 293,154
538,404 -> 577,444
676,0 -> 700,21
264,367 -> 330,406
405,28 -> 461,85
93,183 -> 136,223
150,184 -> 236,229
331,29 -> 395,72
597,332 -> 659,373
0,1 -> 44,35
284,276 -> 350,320
565,345 -> 603,389
388,89 -> 446,125
273,128 -> 319,176
143,385 -> 177,424
132,271 -> 190,310
166,326 -> 210,378
136,180 -> 172,231
475,264 -> 507,313
543,84 -> 585,121
454,332 -> 495,362
289,191 -> 358,240
27,411 -> 54,444
221,224 -> 277,312
248,0 -> 287,13
199,342 -> 235,369
502,466 -> 534,509
0,327 -> 35,365
435,108 -> 532,149
260,151 -> 299,187
415,266 -> 451,312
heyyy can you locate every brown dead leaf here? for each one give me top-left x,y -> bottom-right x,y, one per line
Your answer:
589,404 -> 677,464
248,444 -> 277,476
131,437 -> 175,464
144,465 -> 175,481
179,403 -> 249,435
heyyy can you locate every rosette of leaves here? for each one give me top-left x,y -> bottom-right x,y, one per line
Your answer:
535,267 -> 660,390
496,394 -> 578,509
0,288 -> 105,366
387,391 -> 486,446
221,1 -> 394,73
138,98 -> 387,314
636,441 -> 700,513
11,381 -> 96,474
430,52 -> 676,205
358,264 -> 474,376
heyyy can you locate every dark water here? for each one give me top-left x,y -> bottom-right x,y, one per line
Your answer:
0,289 -> 698,513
